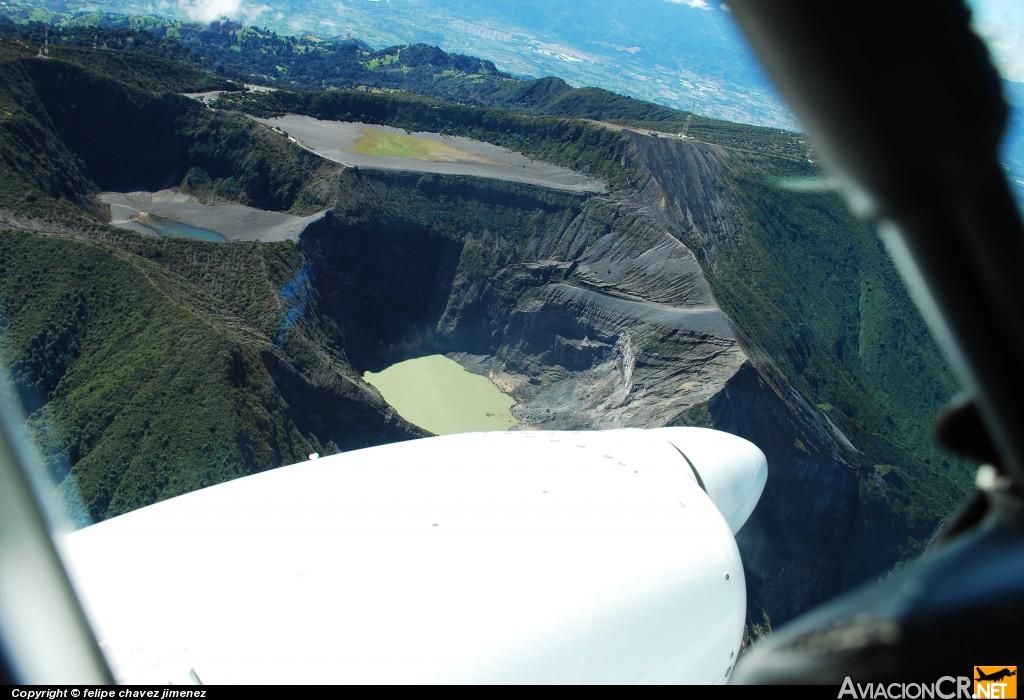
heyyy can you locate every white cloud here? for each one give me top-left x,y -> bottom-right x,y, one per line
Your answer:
175,0 -> 242,23
975,21 -> 1024,83
243,3 -> 272,24
968,1 -> 1024,83
663,0 -> 712,10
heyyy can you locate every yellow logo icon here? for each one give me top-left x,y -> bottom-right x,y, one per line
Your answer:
975,666 -> 1017,699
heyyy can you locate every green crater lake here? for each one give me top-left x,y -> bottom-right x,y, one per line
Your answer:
364,355 -> 519,435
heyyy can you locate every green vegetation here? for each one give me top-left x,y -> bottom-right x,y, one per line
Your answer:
41,44 -> 230,93
0,41 -> 337,218
0,224 -> 426,523
0,40 -> 426,522
330,169 -> 585,242
364,52 -> 400,70
0,13 -> 802,159
352,127 -> 487,161
0,230 -> 298,521
0,36 -> 592,522
703,157 -> 971,550
183,110 -> 339,212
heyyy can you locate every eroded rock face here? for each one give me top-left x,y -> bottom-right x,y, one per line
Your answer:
299,160 -> 751,433
490,205 -> 747,430
296,135 -> 915,629
712,361 -> 863,625
629,133 -> 924,626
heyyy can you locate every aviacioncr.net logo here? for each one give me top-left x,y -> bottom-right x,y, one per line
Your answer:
974,666 -> 1017,699
838,676 -> 973,699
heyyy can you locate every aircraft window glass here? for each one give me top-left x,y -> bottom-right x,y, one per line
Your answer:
0,0 -> 1020,684
968,0 -> 1024,210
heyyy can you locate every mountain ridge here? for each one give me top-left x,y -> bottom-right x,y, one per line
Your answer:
0,0 -> 796,130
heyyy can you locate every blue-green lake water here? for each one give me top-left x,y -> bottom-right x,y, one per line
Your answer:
130,212 -> 227,242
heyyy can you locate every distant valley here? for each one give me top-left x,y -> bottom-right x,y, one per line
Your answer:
5,0 -> 795,130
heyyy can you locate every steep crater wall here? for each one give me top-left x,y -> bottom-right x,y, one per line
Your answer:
298,170 -> 749,434
629,132 -> 970,626
23,59 -> 199,193
300,212 -> 464,371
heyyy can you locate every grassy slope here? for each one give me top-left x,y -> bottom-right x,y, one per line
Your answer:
712,156 -> 970,546
1,231 -> 309,521
0,39 -> 231,222
0,47 -> 101,222
0,45 -> 420,523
